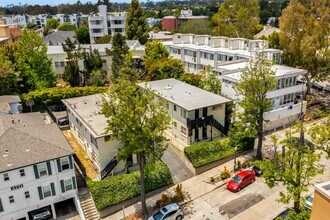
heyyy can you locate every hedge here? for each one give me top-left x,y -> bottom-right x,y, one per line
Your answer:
86,162 -> 173,211
184,137 -> 255,168
20,86 -> 107,105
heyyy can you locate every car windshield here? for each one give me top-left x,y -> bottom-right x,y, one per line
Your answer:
232,175 -> 242,183
153,211 -> 164,220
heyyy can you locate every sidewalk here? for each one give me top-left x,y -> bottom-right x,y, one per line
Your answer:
103,152 -> 254,220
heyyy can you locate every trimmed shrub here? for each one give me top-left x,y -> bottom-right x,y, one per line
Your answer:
87,162 -> 173,211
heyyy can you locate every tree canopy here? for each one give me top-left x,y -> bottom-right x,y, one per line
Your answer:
146,58 -> 184,81
58,22 -> 77,31
46,18 -> 59,29
178,19 -> 213,35
75,26 -> 90,44
95,35 -> 112,44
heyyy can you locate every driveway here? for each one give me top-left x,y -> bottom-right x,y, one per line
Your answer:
162,147 -> 194,184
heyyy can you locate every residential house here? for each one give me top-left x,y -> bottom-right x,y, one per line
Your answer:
0,95 -> 23,114
62,94 -> 136,180
311,181 -> 330,220
220,61 -> 308,131
163,34 -> 282,74
138,78 -> 231,150
88,5 -> 126,44
44,30 -> 77,46
0,112 -> 81,220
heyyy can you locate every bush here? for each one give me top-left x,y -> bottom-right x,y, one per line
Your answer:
155,193 -> 173,208
155,184 -> 185,208
173,184 -> 184,203
221,166 -> 231,178
87,162 -> 173,211
20,86 -> 107,106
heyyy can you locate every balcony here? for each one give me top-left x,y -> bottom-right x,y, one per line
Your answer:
267,84 -> 306,99
90,24 -> 103,29
90,32 -> 104,37
264,100 -> 307,122
187,115 -> 227,135
89,16 -> 102,21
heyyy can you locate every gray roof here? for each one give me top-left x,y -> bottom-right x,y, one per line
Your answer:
62,94 -> 108,137
0,95 -> 21,104
0,112 -> 73,173
138,78 -> 231,111
44,31 -> 77,46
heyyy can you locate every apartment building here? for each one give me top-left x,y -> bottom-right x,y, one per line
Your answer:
62,94 -> 135,180
0,112 -> 81,220
220,61 -> 307,131
149,31 -> 173,42
2,14 -> 27,27
0,23 -> 22,46
88,5 -> 126,44
138,78 -> 231,150
0,95 -> 22,114
311,181 -> 330,220
163,34 -> 282,74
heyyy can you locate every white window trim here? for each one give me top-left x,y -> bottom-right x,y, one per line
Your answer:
42,185 -> 52,198
64,178 -> 73,191
37,163 -> 48,177
60,157 -> 70,171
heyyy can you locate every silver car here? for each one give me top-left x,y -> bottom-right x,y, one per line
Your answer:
148,203 -> 184,220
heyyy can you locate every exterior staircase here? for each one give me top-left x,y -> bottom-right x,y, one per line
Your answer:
79,188 -> 99,220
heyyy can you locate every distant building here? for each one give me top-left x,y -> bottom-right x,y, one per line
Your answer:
0,23 -> 22,46
0,112 -> 81,220
311,181 -> 330,220
44,31 -> 77,46
139,78 -> 231,149
146,18 -> 162,27
2,14 -> 28,27
254,26 -> 280,39
149,31 -> 173,42
88,5 -> 126,44
0,95 -> 22,114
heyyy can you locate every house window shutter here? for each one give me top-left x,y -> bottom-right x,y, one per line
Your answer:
68,156 -> 73,169
46,161 -> 52,175
50,183 -> 56,196
38,186 -> 43,200
34,165 -> 39,179
60,180 -> 65,193
57,159 -> 62,173
0,198 -> 4,212
72,177 -> 77,189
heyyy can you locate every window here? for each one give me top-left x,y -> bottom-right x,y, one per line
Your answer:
60,61 -> 65,68
181,126 -> 187,137
42,185 -> 52,198
9,196 -> 14,203
20,169 -> 25,177
174,105 -> 177,111
3,173 -> 9,181
181,109 -> 187,118
115,28 -> 123,33
173,121 -> 177,128
25,191 -> 30,199
61,157 -> 70,171
37,163 -> 48,177
64,179 -> 73,191
55,62 -> 60,68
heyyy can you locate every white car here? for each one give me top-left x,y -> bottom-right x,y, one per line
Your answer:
148,203 -> 184,220
304,193 -> 314,210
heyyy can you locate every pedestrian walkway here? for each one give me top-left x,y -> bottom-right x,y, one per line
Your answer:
103,152 -> 254,220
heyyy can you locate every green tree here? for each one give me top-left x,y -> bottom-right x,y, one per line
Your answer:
146,58 -> 184,81
58,22 -> 77,31
95,35 -> 112,44
80,48 -> 106,85
178,19 -> 213,35
144,41 -> 169,62
46,18 -> 59,29
105,33 -> 129,82
309,116 -> 330,158
26,22 -> 36,29
234,57 -> 276,160
267,31 -> 280,49
199,66 -> 222,94
179,73 -> 202,87
75,26 -> 90,44
126,0 -> 149,45
0,50 -> 19,95
62,38 -> 80,86
212,0 -> 260,38
279,0 -> 330,94
90,69 -> 107,86
101,69 -> 170,218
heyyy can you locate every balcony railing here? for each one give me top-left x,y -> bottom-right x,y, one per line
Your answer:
101,156 -> 118,179
187,115 -> 227,135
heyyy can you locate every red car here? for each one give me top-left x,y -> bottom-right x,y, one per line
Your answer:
227,170 -> 256,192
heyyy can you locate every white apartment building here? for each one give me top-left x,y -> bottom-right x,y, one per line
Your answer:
2,15 -> 27,27
88,5 -> 126,44
62,94 -> 136,180
0,112 -> 81,220
0,95 -> 22,114
139,78 -> 231,150
220,61 -> 308,131
163,34 -> 282,74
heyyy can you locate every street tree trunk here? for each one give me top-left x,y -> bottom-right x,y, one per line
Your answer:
137,152 -> 148,218
256,109 -> 264,160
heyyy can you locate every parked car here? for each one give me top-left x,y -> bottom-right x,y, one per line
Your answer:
148,203 -> 183,220
251,165 -> 263,176
32,207 -> 51,220
304,193 -> 314,210
227,170 -> 256,192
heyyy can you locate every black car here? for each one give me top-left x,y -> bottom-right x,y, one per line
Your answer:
251,165 -> 263,176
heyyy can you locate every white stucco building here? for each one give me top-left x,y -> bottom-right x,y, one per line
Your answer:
139,78 -> 231,150
88,5 -> 126,44
0,95 -> 22,114
220,61 -> 308,131
0,112 -> 81,220
163,34 -> 282,74
62,94 -> 136,180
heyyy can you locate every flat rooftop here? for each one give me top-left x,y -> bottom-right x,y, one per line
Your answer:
62,94 -> 108,137
138,78 -> 231,111
315,181 -> 330,200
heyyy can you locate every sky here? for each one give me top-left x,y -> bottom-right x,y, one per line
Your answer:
0,0 -> 157,7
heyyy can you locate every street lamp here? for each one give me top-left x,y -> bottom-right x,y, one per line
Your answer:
234,146 -> 238,171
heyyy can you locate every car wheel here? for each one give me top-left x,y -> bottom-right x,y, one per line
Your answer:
251,178 -> 255,183
176,215 -> 183,220
237,187 -> 241,192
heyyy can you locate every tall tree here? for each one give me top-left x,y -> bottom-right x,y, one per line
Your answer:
199,65 -> 222,94
279,0 -> 330,93
46,18 -> 59,29
144,41 -> 170,72
126,0 -> 149,45
105,33 -> 129,82
212,0 -> 260,39
80,48 -> 106,85
234,57 -> 276,160
101,67 -> 170,218
62,38 -> 80,86
75,26 -> 90,44
146,58 -> 184,81
309,116 -> 330,158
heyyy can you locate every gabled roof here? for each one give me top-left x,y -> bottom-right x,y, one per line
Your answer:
0,95 -> 21,104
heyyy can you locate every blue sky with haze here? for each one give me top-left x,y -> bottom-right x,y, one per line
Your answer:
1,0 -> 156,7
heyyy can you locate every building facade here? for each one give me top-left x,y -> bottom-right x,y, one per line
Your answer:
0,112 -> 81,220
139,78 -> 231,150
163,34 -> 282,74
220,61 -> 307,131
311,181 -> 330,220
88,5 -> 126,44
